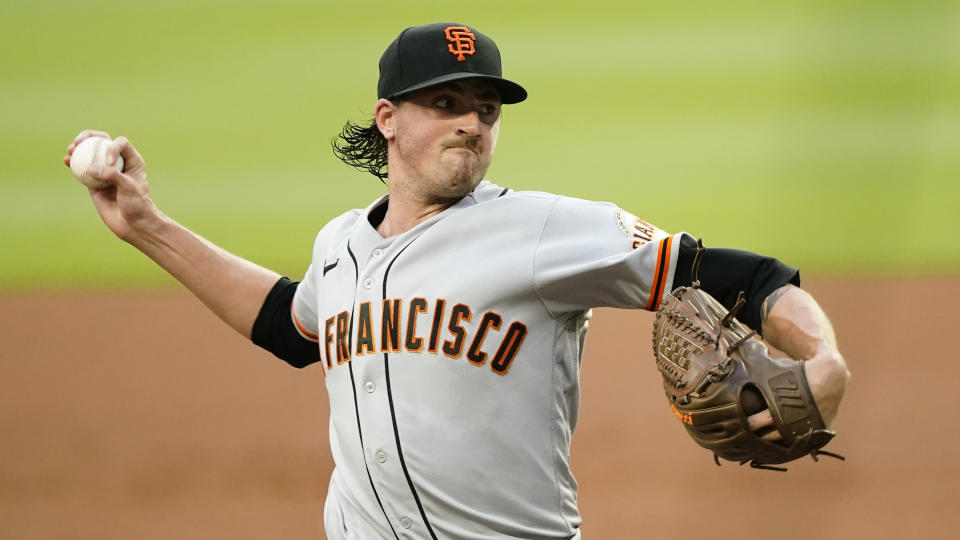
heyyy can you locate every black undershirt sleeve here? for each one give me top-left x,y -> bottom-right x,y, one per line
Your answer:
670,234 -> 800,335
251,277 -> 320,369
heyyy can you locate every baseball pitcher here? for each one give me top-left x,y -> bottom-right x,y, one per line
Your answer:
64,22 -> 850,540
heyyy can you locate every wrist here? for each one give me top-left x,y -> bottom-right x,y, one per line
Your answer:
804,345 -> 850,426
810,341 -> 845,368
123,209 -> 171,248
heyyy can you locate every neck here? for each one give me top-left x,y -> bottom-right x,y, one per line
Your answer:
375,190 -> 461,238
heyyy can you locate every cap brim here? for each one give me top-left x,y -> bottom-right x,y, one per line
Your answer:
388,72 -> 527,104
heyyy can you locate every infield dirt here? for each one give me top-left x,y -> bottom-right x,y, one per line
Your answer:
1,278 -> 955,539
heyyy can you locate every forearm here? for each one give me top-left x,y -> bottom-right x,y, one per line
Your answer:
66,132 -> 281,338
128,212 -> 280,339
760,284 -> 837,359
760,284 -> 850,425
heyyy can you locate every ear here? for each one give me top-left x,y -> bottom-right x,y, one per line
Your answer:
375,98 -> 398,141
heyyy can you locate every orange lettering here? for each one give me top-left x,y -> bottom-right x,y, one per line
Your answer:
670,404 -> 693,425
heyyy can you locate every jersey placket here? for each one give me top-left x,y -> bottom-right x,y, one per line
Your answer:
350,240 -> 432,538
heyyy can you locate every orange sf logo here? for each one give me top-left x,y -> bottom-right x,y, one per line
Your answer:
445,26 -> 476,62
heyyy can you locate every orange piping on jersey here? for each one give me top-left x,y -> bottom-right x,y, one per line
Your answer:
646,236 -> 674,311
644,239 -> 667,310
290,301 -> 319,341
659,235 -> 674,310
655,235 -> 674,310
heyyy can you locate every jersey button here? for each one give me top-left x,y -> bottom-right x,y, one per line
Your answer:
375,450 -> 387,464
365,381 -> 376,393
400,517 -> 413,529
363,278 -> 374,289
373,248 -> 384,258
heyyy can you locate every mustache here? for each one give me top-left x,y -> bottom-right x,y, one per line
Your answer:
443,137 -> 481,152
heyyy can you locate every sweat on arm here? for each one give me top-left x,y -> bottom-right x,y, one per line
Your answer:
670,234 -> 800,334
251,277 -> 321,368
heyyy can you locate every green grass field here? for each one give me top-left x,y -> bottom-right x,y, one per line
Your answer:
1,0 -> 957,289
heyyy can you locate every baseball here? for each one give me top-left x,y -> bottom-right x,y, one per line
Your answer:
69,137 -> 123,189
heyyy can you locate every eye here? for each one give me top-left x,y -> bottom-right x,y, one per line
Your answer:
479,103 -> 497,116
434,97 -> 451,109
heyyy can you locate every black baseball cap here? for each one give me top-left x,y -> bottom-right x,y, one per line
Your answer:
377,22 -> 527,104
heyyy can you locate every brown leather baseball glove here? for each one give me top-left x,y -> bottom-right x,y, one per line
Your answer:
651,244 -> 843,471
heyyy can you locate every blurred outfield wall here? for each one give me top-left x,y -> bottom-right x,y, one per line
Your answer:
1,0 -> 957,289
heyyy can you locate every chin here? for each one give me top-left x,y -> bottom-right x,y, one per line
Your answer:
439,164 -> 485,190
454,171 -> 486,192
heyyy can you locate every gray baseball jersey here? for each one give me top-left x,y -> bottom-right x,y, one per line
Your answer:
291,181 -> 683,539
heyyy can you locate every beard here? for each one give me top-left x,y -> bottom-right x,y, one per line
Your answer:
393,137 -> 492,202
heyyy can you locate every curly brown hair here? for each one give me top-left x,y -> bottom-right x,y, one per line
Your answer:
331,114 -> 389,182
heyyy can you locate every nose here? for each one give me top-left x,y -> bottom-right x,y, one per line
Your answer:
456,110 -> 482,137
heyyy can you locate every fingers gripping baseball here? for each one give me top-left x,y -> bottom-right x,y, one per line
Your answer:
66,130 -> 158,242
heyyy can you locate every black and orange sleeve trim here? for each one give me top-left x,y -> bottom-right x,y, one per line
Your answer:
645,236 -> 674,311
